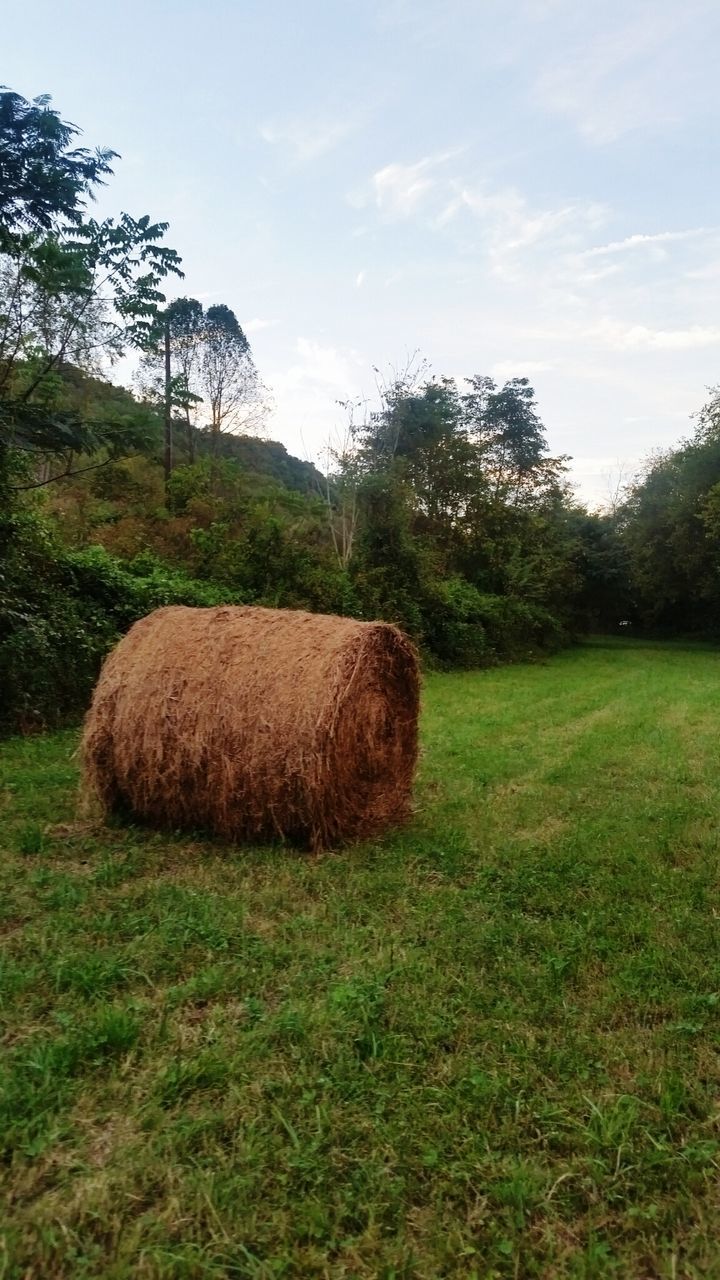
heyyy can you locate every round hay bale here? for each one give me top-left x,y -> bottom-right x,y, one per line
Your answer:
81,604 -> 420,849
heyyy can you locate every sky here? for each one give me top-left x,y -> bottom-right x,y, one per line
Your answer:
5,0 -> 720,505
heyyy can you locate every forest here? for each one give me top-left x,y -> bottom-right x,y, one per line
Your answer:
2,87 -> 719,734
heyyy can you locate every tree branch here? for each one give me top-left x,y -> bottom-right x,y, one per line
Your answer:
10,453 -> 114,491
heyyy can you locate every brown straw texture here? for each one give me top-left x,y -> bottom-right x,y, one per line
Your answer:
81,605 -> 420,850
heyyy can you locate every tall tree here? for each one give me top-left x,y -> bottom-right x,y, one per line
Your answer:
201,304 -> 266,450
137,296 -> 204,481
620,390 -> 720,632
460,376 -> 565,506
165,297 -> 204,463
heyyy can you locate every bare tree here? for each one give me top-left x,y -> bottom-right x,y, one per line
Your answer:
201,304 -> 268,451
602,458 -> 633,517
320,400 -> 365,571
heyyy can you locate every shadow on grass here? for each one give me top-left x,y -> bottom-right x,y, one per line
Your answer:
580,633 -> 720,655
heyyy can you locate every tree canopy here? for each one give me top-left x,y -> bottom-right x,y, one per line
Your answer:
0,88 -> 182,490
0,89 -> 116,250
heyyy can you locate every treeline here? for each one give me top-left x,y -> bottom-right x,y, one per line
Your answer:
617,389 -> 720,633
2,357 -> 593,733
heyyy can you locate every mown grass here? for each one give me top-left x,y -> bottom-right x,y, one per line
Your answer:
2,637 -> 720,1278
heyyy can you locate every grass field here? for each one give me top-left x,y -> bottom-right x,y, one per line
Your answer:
2,638 -> 720,1278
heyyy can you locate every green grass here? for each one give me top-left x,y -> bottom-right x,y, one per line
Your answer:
2,637 -> 720,1277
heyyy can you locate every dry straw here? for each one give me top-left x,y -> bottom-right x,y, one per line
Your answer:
81,604 -> 420,849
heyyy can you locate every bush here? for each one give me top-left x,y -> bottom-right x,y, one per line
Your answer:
0,515 -> 237,735
419,579 -> 566,668
420,578 -> 490,667
469,594 -> 566,661
1,493 -> 571,737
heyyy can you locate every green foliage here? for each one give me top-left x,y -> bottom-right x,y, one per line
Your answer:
0,85 -> 181,489
620,391 -> 720,633
346,380 -> 579,660
565,509 -> 632,631
204,430 -> 326,494
0,357 -> 601,736
0,509 -> 235,734
0,88 -> 116,251
422,580 -> 565,667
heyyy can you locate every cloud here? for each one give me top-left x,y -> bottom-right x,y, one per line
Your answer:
351,149 -> 463,219
244,317 -> 275,334
260,113 -> 358,163
533,1 -> 720,143
270,338 -> 362,416
590,320 -> 720,350
574,264 -> 622,284
355,270 -> 365,287
282,338 -> 358,393
439,183 -> 607,279
581,229 -> 708,258
491,359 -> 556,381
265,337 -> 368,462
568,453 -> 644,509
356,152 -> 607,281
685,260 -> 720,281
373,159 -> 436,216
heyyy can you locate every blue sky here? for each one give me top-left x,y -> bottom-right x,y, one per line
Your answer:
5,0 -> 720,502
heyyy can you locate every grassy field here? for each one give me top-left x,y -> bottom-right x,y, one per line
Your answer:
2,638 -> 720,1278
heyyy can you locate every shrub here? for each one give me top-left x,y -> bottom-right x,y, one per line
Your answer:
0,514 -> 237,735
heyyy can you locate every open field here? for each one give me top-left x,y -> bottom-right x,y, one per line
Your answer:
2,638 -> 720,1278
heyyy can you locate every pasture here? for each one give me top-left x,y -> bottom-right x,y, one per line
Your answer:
2,638 -> 720,1278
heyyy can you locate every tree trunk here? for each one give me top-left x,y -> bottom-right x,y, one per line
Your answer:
186,407 -> 195,464
163,319 -> 172,488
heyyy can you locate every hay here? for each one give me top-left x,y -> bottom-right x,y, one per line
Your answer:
81,604 -> 420,850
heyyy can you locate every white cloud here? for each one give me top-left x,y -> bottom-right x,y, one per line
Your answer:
244,317 -> 275,334
590,320 -> 720,351
371,157 -> 438,217
685,260 -> 720,281
491,359 -> 556,381
266,338 -> 367,460
568,453 -> 644,509
533,1 -> 719,143
440,183 -> 607,279
357,152 -> 608,281
286,338 -> 359,393
352,149 -> 463,219
574,264 -> 622,284
260,114 -> 358,163
581,229 -> 708,258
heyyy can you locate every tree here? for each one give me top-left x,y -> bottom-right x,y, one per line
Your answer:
0,88 -> 182,493
460,376 -> 567,506
0,89 -> 115,252
619,392 -> 720,632
138,298 -> 266,485
200,304 -> 266,449
137,296 -> 204,481
164,297 -> 204,463
137,296 -> 205,479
